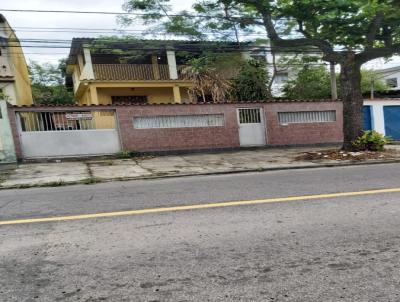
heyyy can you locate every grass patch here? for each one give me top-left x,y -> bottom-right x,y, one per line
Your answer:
116,150 -> 140,159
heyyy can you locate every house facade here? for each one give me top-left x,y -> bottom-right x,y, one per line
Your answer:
66,39 -> 246,105
375,66 -> 400,91
0,14 -> 33,106
0,14 -> 33,163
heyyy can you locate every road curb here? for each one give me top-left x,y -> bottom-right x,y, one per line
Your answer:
1,159 -> 400,190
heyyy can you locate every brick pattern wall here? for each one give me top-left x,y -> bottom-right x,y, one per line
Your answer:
8,101 -> 343,159
116,104 -> 240,152
264,102 -> 343,145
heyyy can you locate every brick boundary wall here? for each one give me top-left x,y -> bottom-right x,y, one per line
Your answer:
8,101 -> 343,159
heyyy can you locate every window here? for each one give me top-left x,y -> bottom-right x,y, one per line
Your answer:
238,108 -> 261,124
133,114 -> 225,129
386,78 -> 398,88
274,72 -> 289,85
278,111 -> 336,124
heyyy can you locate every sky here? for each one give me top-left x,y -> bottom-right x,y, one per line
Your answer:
2,0 -> 399,69
2,0 -> 195,64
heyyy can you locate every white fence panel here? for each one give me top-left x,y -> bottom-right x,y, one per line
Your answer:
17,110 -> 121,158
20,130 -> 121,158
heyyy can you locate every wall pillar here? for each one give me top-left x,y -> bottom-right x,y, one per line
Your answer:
173,86 -> 182,104
371,104 -> 385,135
90,86 -> 99,105
167,50 -> 178,80
0,100 -> 17,163
151,54 -> 161,80
80,47 -> 95,80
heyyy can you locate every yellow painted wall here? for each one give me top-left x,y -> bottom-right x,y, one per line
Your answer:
74,82 -> 194,105
96,87 -> 176,105
1,17 -> 33,105
78,88 -> 92,105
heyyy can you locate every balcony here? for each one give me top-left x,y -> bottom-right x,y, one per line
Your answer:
92,64 -> 188,81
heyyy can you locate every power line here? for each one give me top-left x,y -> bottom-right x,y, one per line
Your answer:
6,44 -> 326,54
0,8 -> 266,21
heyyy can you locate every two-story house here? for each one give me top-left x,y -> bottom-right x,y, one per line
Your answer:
0,14 -> 33,163
0,14 -> 33,106
67,38 -> 247,105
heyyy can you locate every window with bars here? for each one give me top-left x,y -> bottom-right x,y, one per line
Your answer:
278,111 -> 336,125
133,114 -> 225,129
238,108 -> 262,124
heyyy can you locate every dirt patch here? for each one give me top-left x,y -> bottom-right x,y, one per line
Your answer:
295,149 -> 400,161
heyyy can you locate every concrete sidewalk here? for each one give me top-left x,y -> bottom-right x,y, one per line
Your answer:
1,146 -> 400,189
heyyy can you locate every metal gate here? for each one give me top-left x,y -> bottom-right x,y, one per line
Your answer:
237,108 -> 266,146
384,106 -> 400,140
17,110 -> 121,158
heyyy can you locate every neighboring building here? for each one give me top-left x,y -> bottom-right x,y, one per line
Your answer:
0,14 -> 33,106
66,38 -> 247,105
375,66 -> 400,91
364,99 -> 400,140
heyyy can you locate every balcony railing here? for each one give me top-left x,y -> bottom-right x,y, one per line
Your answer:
92,64 -> 239,81
93,64 -> 186,81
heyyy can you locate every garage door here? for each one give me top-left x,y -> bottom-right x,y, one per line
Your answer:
363,106 -> 372,131
17,110 -> 121,158
384,106 -> 400,140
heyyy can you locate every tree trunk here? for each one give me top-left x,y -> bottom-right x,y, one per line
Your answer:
339,53 -> 364,150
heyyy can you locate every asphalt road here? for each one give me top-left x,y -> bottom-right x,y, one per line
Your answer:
1,163 -> 400,301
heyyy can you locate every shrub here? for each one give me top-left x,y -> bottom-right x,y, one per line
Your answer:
351,130 -> 391,151
230,59 -> 270,101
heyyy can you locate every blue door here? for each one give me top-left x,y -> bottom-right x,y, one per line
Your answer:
384,106 -> 400,140
363,106 -> 372,131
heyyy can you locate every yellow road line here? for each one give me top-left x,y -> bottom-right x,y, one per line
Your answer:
1,187 -> 400,226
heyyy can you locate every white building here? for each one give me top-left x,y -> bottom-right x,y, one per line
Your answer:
375,66 -> 400,90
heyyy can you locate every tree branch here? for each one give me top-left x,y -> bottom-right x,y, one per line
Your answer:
357,45 -> 400,63
366,12 -> 384,49
260,12 -> 342,62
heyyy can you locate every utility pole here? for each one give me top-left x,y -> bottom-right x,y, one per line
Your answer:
330,62 -> 338,100
370,78 -> 375,100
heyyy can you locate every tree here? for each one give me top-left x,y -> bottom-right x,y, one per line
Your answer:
283,66 -> 331,100
361,70 -> 388,97
181,54 -> 236,102
283,67 -> 388,100
231,59 -> 270,101
121,0 -> 400,150
29,60 -> 74,104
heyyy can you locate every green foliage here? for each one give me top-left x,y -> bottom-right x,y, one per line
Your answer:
276,0 -> 399,49
283,67 -> 388,100
283,66 -> 331,100
361,70 -> 388,94
120,0 -> 253,41
116,150 -> 139,159
29,60 -> 74,105
352,130 -> 391,152
231,59 -> 270,101
182,53 -> 234,102
0,89 -> 6,100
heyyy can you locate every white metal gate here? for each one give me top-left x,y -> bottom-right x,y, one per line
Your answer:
237,108 -> 266,146
17,110 -> 121,158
